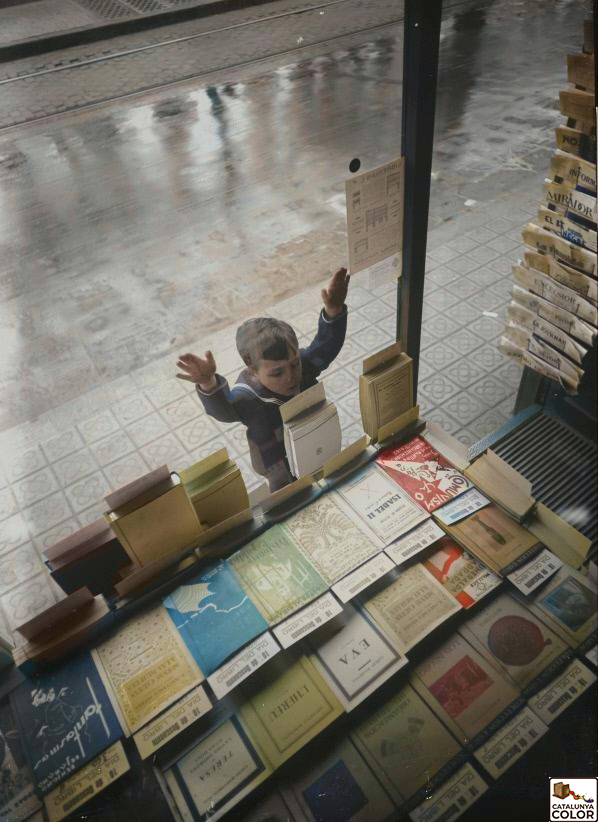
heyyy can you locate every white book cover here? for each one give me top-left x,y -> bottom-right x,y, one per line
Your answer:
308,602 -> 408,711
333,463 -> 429,549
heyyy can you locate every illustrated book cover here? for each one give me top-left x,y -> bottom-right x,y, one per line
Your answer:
280,493 -> 381,585
11,651 -> 122,796
459,593 -> 569,689
376,436 -> 471,513
423,537 -> 501,608
521,565 -> 597,647
0,698 -> 41,820
163,560 -> 268,676
350,682 -> 462,804
411,633 -> 521,745
228,525 -> 327,626
280,736 -> 396,822
441,504 -> 540,574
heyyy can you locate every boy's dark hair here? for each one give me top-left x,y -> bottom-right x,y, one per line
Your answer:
236,318 -> 299,369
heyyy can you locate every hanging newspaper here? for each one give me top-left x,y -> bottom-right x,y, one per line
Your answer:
345,158 -> 404,276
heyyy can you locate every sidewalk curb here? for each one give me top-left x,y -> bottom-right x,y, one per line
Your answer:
0,0 -> 275,63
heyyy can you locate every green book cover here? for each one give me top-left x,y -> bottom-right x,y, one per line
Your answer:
228,525 -> 327,625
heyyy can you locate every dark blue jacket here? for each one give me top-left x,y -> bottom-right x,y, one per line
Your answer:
196,307 -> 347,489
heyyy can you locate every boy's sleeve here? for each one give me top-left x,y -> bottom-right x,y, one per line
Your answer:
301,306 -> 348,376
195,376 -> 241,424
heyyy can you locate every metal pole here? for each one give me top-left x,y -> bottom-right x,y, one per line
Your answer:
398,0 -> 443,400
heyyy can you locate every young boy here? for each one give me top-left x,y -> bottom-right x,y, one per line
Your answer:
176,268 -> 350,491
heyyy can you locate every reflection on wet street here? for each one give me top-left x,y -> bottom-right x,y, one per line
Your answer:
0,0 -> 587,619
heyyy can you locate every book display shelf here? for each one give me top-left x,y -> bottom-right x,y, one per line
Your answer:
1,2 -> 596,822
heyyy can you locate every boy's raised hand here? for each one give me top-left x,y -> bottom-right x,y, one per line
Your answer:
321,267 -> 350,318
176,351 -> 217,391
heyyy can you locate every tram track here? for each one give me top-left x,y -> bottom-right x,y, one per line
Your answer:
0,0 -> 483,129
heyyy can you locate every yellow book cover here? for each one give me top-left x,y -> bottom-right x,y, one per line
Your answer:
92,604 -> 203,734
107,482 -> 201,567
238,653 -> 343,769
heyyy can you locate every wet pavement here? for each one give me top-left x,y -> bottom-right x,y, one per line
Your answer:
0,0 -> 587,633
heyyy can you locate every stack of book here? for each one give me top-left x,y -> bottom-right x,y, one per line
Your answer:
500,32 -> 597,394
359,341 -> 413,441
104,465 -> 202,567
12,587 -> 110,666
281,383 -> 342,478
179,447 -> 249,529
44,517 -> 129,595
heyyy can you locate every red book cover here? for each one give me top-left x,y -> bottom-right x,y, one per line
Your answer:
376,436 -> 471,512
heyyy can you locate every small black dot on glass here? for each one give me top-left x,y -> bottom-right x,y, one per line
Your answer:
349,158 -> 361,173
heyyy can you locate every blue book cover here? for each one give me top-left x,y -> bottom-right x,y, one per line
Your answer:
163,560 -> 269,676
12,651 -> 122,796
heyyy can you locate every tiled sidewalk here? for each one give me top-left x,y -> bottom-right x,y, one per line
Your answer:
0,189 -> 534,641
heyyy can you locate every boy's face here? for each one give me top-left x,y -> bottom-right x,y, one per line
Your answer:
254,348 -> 302,397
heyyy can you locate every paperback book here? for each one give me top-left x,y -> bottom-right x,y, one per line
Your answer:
519,565 -> 597,647
361,564 -> 461,653
163,560 -> 268,676
238,653 -> 343,769
441,504 -> 540,574
163,713 -> 272,822
423,538 -> 501,609
333,462 -> 429,548
308,602 -> 407,711
459,593 -> 569,690
411,633 -> 521,745
376,436 -> 471,513
350,682 -> 462,804
281,493 -> 381,585
228,525 -> 327,626
12,651 -> 122,795
92,604 -> 203,735
0,699 -> 41,820
280,737 -> 396,822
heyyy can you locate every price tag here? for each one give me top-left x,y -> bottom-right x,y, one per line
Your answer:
507,549 -> 562,594
133,685 -> 212,759
409,763 -> 488,822
529,659 -> 597,724
208,632 -> 280,699
433,489 -> 491,526
385,519 -> 445,565
474,706 -> 548,779
273,593 -> 343,649
44,741 -> 129,822
332,553 -> 395,602
585,645 -> 598,668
